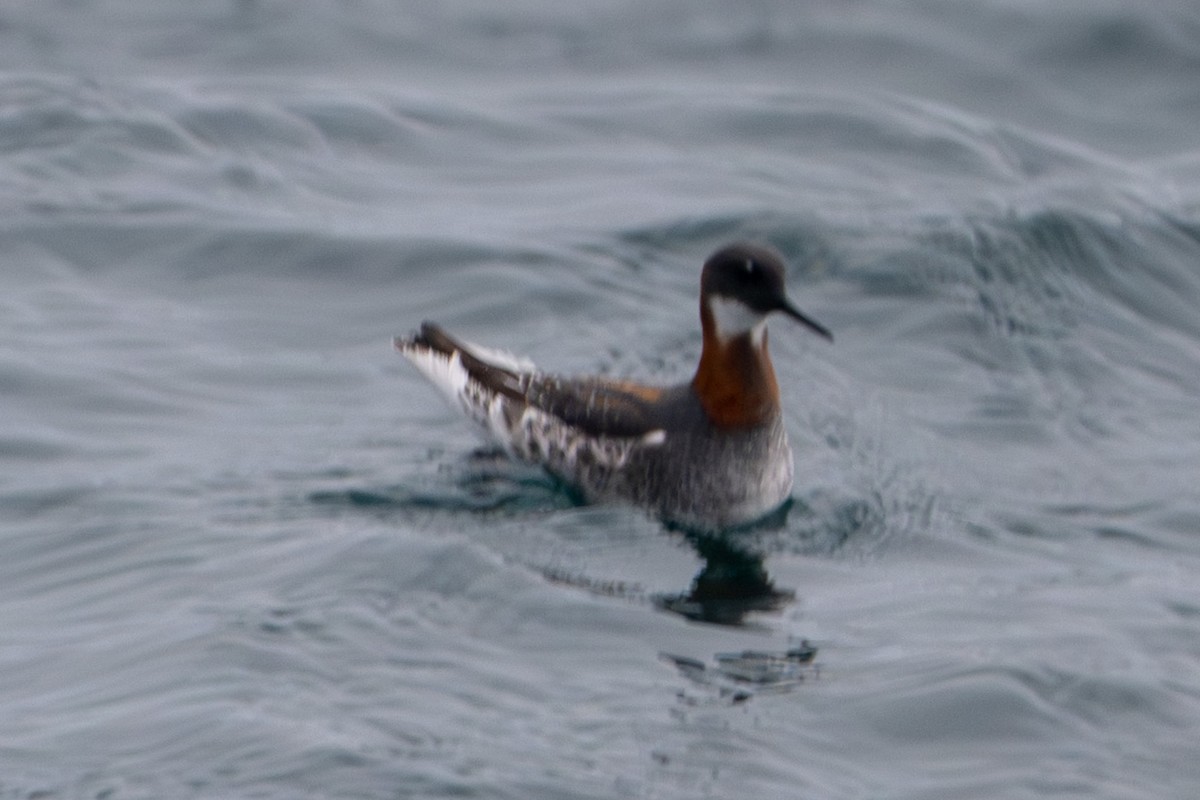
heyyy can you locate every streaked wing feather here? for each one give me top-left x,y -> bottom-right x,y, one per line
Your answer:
523,377 -> 663,438
400,322 -> 664,439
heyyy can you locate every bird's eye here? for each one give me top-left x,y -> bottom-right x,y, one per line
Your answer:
744,258 -> 756,274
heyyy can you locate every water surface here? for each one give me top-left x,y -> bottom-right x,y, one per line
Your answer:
3,2 -> 1200,798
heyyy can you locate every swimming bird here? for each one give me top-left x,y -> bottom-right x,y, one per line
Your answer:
393,242 -> 832,531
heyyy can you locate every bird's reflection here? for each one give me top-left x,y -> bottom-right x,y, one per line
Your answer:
656,501 -> 794,625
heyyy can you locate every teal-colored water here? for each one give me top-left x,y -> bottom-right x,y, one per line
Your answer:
3,3 -> 1200,798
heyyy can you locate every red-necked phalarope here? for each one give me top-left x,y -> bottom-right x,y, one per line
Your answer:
393,242 -> 832,531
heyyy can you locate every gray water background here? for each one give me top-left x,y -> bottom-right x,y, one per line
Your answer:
4,2 -> 1200,798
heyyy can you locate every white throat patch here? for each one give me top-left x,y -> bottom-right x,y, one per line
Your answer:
708,295 -> 767,345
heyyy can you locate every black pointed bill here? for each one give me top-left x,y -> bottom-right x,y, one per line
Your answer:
779,297 -> 833,342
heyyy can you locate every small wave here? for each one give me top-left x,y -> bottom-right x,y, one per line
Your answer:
307,451 -> 580,520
